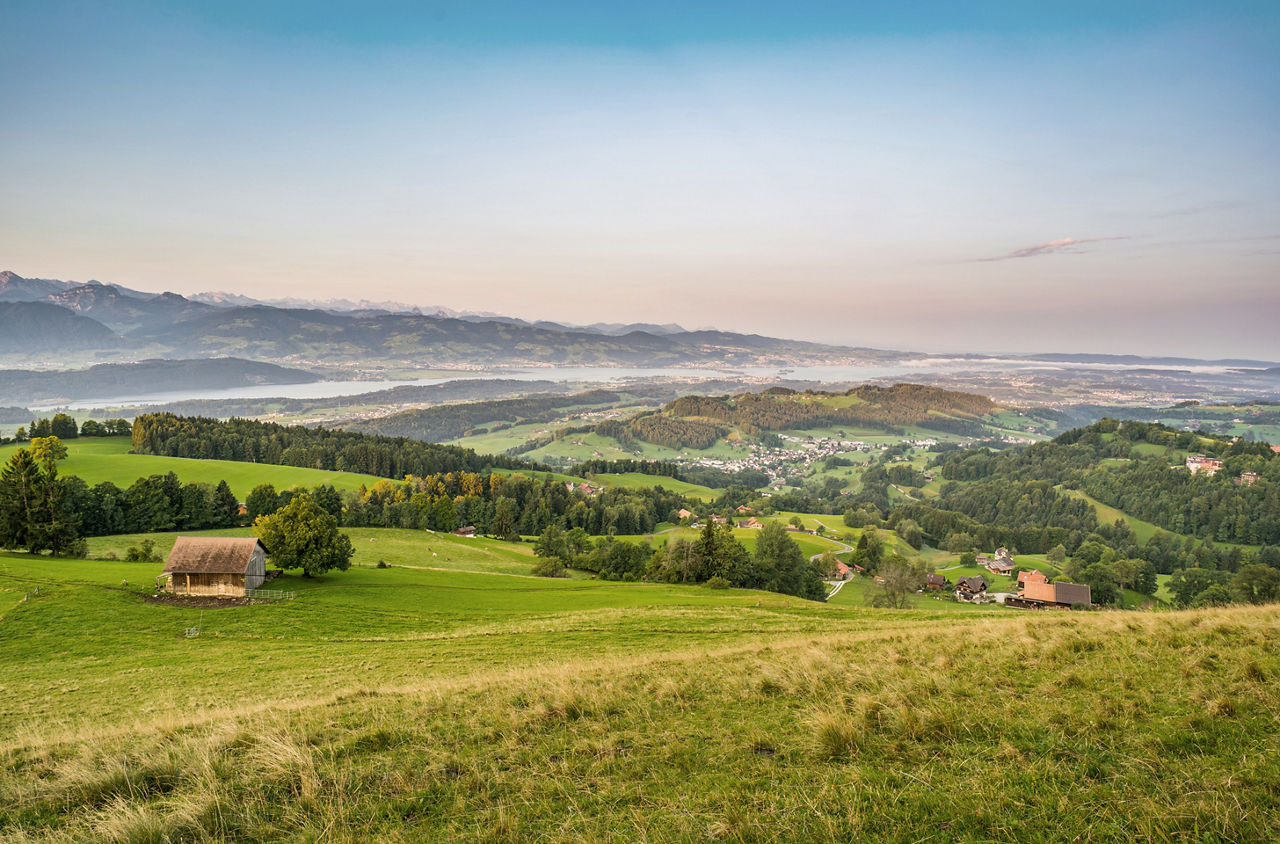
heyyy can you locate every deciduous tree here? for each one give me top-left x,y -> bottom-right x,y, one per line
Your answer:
254,493 -> 353,577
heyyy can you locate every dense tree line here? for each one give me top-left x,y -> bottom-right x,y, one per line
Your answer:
0,435 -> 243,553
12,414 -> 133,442
131,413 -> 537,477
66,473 -> 241,536
573,458 -> 687,480
531,520 -> 826,600
337,471 -> 691,538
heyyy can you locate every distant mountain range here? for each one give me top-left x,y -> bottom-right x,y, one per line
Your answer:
189,288 -> 692,335
4,271 -> 1274,375
0,270 -> 861,367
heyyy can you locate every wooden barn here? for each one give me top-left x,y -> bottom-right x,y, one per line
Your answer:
160,536 -> 268,598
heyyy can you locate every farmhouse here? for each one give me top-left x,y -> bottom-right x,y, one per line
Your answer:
737,517 -> 764,529
678,509 -> 695,521
160,536 -> 268,598
1017,569 -> 1048,587
1236,472 -> 1260,487
453,526 -> 477,537
1008,579 -> 1092,610
926,572 -> 948,590
955,576 -> 988,602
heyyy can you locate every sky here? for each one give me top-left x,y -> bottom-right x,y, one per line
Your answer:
2,1 -> 1278,359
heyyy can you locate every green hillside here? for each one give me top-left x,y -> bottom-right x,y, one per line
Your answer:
591,472 -> 717,501
0,549 -> 1276,841
87,527 -> 543,577
0,437 -> 386,498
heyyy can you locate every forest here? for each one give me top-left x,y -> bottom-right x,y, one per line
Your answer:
130,412 -> 536,477
657,384 -> 994,437
932,419 -> 1279,544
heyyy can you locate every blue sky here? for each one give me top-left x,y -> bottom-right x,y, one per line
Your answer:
2,1 -> 1278,357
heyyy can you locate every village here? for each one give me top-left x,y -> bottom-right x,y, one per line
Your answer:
666,434 -> 945,489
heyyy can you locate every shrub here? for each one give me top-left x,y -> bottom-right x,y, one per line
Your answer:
125,538 -> 160,563
531,558 -> 566,578
706,576 -> 731,589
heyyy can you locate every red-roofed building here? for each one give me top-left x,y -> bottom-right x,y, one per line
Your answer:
1009,579 -> 1091,610
1186,454 -> 1224,475
1018,570 -> 1048,587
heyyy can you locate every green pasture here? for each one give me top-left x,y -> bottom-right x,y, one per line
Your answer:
87,527 -> 542,578
1063,488 -> 1164,544
590,472 -> 717,501
0,437 -> 386,499
633,525 -> 848,559
1,545 -> 1277,841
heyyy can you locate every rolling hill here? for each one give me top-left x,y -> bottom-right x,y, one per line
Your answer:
0,358 -> 319,407
0,301 -> 120,353
0,548 -> 1276,841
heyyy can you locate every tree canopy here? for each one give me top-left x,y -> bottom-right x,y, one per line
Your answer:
253,492 -> 354,577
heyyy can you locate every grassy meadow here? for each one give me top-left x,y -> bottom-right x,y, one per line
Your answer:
590,472 -> 717,501
0,544 -> 1276,842
1,425 -> 1276,840
0,438 -> 386,499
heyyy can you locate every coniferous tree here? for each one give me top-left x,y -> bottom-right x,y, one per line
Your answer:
0,448 -> 42,551
213,480 -> 241,526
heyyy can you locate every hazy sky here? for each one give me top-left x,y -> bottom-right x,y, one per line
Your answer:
3,1 -> 1278,359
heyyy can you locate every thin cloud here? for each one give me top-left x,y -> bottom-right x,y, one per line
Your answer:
1151,200 -> 1244,219
972,236 -> 1127,262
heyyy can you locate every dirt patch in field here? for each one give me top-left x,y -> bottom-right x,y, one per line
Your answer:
142,593 -> 253,609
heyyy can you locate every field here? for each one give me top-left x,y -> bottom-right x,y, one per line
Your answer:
635,526 -> 847,560
592,472 -> 717,501
87,528 -> 544,578
1062,488 -> 1165,544
0,438 -> 386,499
1,546 -> 1277,841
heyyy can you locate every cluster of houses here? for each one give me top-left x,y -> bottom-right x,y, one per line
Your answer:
1005,573 -> 1093,610
924,556 -> 1092,610
1186,454 -> 1224,475
653,434 -> 894,491
1186,455 -> 1266,487
977,547 -> 1016,576
564,481 -> 602,495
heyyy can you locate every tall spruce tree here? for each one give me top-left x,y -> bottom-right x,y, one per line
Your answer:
0,448 -> 43,551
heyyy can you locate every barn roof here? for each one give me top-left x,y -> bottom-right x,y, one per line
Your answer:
162,536 -> 267,575
1052,582 -> 1092,606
